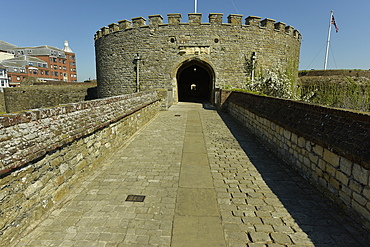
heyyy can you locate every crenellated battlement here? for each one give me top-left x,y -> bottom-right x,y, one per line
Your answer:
94,13 -> 301,41
94,12 -> 301,100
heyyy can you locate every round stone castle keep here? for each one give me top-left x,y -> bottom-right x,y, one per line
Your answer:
95,13 -> 301,102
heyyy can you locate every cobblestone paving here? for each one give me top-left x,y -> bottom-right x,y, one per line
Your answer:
201,103 -> 369,247
15,104 -> 187,247
14,102 -> 369,247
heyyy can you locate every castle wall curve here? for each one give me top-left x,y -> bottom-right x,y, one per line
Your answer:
94,13 -> 301,100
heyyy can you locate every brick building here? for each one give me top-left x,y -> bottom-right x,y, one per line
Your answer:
0,40 -> 77,84
0,64 -> 9,91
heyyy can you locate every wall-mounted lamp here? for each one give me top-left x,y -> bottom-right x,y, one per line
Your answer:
251,52 -> 257,82
134,53 -> 141,92
134,53 -> 141,63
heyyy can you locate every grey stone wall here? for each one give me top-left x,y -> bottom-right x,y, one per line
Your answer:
95,13 -> 301,100
0,91 -> 160,246
0,92 -> 5,113
2,84 -> 97,113
221,91 -> 370,231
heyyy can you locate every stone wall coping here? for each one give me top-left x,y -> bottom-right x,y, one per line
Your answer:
0,91 -> 160,175
224,91 -> 370,169
0,92 -> 155,128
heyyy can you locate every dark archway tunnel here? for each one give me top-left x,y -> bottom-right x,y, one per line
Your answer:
177,61 -> 213,102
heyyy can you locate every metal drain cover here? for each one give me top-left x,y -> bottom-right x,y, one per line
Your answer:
125,195 -> 146,202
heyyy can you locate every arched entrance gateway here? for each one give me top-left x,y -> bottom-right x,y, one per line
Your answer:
176,59 -> 214,102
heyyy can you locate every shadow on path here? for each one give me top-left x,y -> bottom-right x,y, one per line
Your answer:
215,106 -> 369,246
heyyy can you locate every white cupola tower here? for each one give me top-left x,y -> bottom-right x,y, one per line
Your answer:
63,40 -> 73,53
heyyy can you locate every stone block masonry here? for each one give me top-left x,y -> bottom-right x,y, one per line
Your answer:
0,92 -> 5,113
221,91 -> 370,231
0,91 -> 160,246
95,13 -> 301,99
2,84 -> 97,113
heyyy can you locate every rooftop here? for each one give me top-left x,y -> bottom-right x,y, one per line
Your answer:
0,41 -> 18,51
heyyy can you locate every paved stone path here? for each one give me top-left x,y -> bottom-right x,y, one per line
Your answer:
15,103 -> 368,247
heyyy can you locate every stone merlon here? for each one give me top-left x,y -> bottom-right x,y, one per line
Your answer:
95,13 -> 301,40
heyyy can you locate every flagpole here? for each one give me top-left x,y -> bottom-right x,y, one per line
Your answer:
194,0 -> 197,13
324,10 -> 334,70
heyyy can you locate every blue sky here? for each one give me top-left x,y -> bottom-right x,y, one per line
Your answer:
2,0 -> 369,81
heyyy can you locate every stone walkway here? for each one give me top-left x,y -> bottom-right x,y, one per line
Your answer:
14,103 -> 368,247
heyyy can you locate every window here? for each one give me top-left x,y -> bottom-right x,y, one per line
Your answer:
29,62 -> 33,66
54,72 -> 58,76
17,76 -> 21,81
0,70 -> 3,76
45,71 -> 49,75
20,69 -> 25,73
14,68 -> 18,72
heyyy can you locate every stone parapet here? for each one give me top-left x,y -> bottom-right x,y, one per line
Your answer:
0,91 -> 159,174
148,14 -> 164,27
188,13 -> 202,25
1,84 -> 97,114
0,91 -> 5,113
108,22 -> 119,33
209,13 -> 223,25
221,91 -> 370,232
274,22 -> 286,31
260,18 -> 276,29
0,91 -> 160,246
94,13 -> 301,40
245,16 -> 262,26
167,13 -> 182,25
132,17 -> 147,28
118,19 -> 132,29
227,14 -> 243,26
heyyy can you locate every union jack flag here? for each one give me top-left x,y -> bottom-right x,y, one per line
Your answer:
331,14 -> 339,32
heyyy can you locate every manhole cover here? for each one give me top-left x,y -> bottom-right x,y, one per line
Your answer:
125,195 -> 146,202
